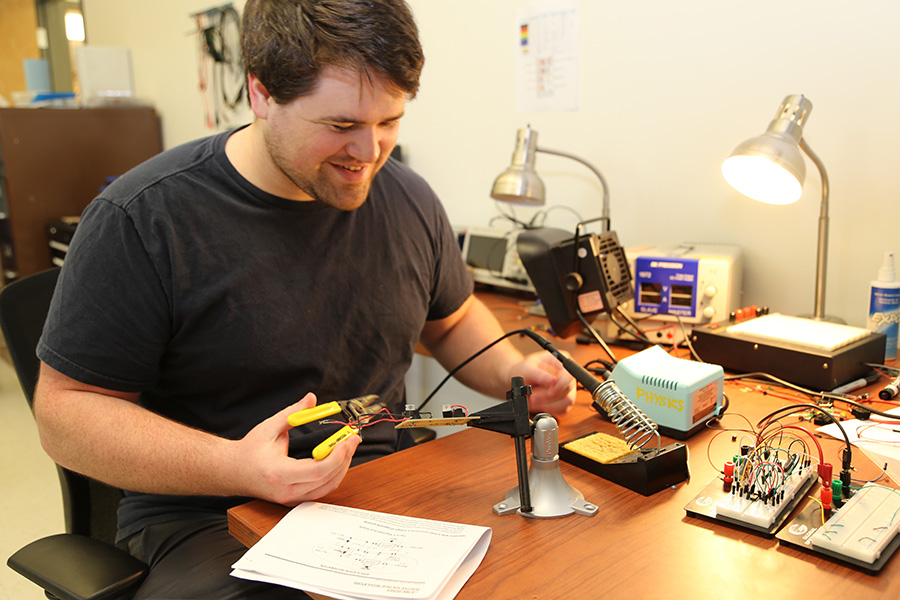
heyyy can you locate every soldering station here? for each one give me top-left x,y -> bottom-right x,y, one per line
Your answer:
290,103 -> 899,578
423,110 -> 900,575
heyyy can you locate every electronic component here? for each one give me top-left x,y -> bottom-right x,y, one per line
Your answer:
685,426 -> 823,536
396,416 -> 479,428
460,226 -> 534,292
442,404 -> 467,418
609,244 -> 742,344
609,345 -> 723,439
685,466 -> 820,536
880,373 -> 900,400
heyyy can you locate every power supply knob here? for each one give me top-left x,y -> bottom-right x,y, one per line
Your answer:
702,306 -> 717,320
703,285 -> 717,298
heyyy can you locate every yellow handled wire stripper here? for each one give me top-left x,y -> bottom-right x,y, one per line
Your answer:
286,394 -> 382,460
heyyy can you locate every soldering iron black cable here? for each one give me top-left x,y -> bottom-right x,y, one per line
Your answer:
415,328 -> 606,414
415,329 -> 527,414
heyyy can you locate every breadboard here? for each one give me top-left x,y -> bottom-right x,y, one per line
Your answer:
810,484 -> 900,564
685,469 -> 819,537
714,466 -> 818,529
777,484 -> 900,572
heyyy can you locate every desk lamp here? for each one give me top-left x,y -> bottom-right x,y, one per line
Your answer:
490,125 -> 610,224
490,126 -> 633,343
721,94 -> 837,322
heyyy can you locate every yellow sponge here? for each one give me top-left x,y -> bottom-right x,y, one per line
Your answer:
563,432 -> 635,464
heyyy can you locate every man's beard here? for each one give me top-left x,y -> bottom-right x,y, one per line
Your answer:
265,135 -> 375,212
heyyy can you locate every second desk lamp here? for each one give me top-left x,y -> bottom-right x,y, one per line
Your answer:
721,94 -> 839,322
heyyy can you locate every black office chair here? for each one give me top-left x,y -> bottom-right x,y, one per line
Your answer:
1,268 -> 147,600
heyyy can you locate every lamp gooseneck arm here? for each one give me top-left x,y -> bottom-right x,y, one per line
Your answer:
536,146 -> 610,224
799,138 -> 829,321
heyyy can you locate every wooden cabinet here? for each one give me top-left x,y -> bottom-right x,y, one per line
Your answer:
0,107 -> 162,281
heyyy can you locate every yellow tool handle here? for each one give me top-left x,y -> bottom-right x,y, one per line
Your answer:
287,401 -> 342,427
312,425 -> 358,460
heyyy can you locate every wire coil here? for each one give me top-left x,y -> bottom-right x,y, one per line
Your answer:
594,380 -> 659,450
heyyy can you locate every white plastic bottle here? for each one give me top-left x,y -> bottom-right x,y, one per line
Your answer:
867,251 -> 900,360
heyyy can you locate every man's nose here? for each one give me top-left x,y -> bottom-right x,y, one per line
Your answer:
346,128 -> 381,163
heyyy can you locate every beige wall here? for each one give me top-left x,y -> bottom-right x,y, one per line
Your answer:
81,0 -> 900,326
0,0 -> 41,102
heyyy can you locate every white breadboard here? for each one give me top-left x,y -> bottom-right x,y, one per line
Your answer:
726,313 -> 870,352
715,466 -> 817,528
811,483 -> 900,564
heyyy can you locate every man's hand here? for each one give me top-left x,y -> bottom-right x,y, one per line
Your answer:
509,351 -> 576,416
235,392 -> 360,506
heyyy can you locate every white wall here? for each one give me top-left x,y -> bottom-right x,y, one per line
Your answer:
83,0 -> 900,327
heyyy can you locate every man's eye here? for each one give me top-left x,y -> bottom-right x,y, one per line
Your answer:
330,124 -> 354,132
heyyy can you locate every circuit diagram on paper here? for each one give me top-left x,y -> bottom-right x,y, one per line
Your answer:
313,532 -> 420,572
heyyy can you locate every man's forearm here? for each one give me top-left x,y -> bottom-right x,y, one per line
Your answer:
34,364 -> 244,497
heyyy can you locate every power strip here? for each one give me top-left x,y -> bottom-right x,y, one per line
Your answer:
810,483 -> 900,564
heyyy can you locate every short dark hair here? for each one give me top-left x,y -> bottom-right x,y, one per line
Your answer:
241,0 -> 424,104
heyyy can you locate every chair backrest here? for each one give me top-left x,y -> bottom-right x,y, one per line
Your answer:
0,267 -> 60,404
0,268 -> 123,544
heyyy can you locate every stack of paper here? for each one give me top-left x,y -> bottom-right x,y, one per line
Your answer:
232,502 -> 492,600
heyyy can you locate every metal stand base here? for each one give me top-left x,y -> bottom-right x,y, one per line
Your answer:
493,455 -> 598,518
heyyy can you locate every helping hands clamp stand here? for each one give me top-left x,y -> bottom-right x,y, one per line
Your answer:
470,376 -> 598,518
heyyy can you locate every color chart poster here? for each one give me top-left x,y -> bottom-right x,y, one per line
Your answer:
516,0 -> 579,113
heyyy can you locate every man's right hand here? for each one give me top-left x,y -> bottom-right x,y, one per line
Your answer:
34,364 -> 359,504
234,392 -> 361,506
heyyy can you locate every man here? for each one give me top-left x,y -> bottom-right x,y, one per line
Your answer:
33,1 -> 575,597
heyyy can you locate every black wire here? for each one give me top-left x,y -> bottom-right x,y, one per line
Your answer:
415,329 -> 526,413
757,403 -> 853,459
610,306 -> 654,345
576,308 -> 617,364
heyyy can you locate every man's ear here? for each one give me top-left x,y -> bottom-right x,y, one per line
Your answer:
247,74 -> 273,119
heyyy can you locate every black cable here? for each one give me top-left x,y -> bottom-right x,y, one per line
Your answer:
610,306 -> 654,345
757,403 -> 853,459
415,329 -> 525,413
575,308 -> 617,364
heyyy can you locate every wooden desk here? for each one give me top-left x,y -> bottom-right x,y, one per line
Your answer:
229,295 -> 900,599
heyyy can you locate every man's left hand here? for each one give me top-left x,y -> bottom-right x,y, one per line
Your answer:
510,351 -> 577,416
